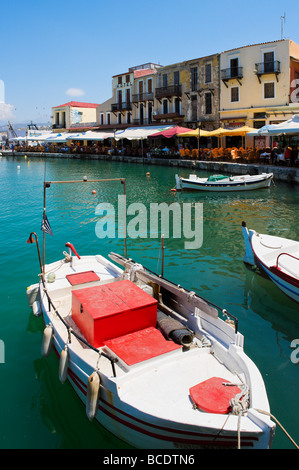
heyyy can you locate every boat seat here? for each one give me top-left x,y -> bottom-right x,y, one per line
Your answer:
104,326 -> 181,366
274,255 -> 299,279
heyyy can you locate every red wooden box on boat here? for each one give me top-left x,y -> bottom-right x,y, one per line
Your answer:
72,280 -> 158,347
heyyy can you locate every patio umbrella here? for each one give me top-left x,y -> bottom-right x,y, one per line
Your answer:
177,128 -> 210,137
149,126 -> 193,139
257,115 -> 299,136
66,131 -> 114,141
114,126 -> 172,141
203,128 -> 226,137
44,133 -> 68,143
220,126 -> 256,136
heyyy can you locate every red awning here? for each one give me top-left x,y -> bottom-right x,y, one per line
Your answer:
149,126 -> 193,139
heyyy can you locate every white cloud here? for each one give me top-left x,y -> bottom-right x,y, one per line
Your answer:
66,88 -> 85,97
0,103 -> 15,123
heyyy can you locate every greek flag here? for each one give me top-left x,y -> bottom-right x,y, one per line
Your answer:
41,214 -> 53,236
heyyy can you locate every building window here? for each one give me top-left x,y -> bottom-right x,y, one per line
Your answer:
231,87 -> 239,102
205,93 -> 212,115
205,64 -> 212,83
174,71 -> 180,85
118,113 -> 122,124
264,82 -> 275,99
118,76 -> 122,85
162,99 -> 168,114
107,113 -> 111,125
127,112 -> 131,124
191,67 -> 198,91
263,51 -> 274,73
100,114 -> 104,125
126,74 -> 130,84
191,95 -> 197,121
148,79 -> 152,93
230,58 -> 239,78
162,74 -> 168,88
174,97 -> 180,114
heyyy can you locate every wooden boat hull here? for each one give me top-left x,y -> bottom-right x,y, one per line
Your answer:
242,222 -> 299,303
29,252 -> 276,449
175,173 -> 273,192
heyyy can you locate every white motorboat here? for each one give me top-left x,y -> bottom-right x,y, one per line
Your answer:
26,178 -> 276,449
175,173 -> 273,192
242,222 -> 299,303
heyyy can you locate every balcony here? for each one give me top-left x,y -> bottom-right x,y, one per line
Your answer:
155,85 -> 182,100
221,67 -> 243,87
132,118 -> 154,125
255,61 -> 281,82
111,102 -> 132,112
153,112 -> 184,122
132,92 -> 154,103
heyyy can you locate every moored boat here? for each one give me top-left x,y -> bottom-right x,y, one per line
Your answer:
175,173 -> 273,192
242,222 -> 299,303
26,178 -> 277,449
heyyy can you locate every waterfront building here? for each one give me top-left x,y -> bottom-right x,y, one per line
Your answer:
152,54 -> 220,131
52,101 -> 99,131
97,63 -> 162,130
219,39 -> 299,147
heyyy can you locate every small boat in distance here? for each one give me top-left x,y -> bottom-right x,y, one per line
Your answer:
26,178 -> 276,449
175,173 -> 273,192
242,222 -> 299,303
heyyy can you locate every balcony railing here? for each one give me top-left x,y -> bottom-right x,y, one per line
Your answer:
155,85 -> 182,99
221,67 -> 243,81
111,102 -> 132,112
153,112 -> 184,121
132,118 -> 154,125
132,92 -> 154,102
255,61 -> 281,75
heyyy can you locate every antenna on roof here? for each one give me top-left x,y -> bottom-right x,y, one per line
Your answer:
281,12 -> 286,39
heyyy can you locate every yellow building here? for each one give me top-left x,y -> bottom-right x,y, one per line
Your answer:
220,39 -> 299,146
97,63 -> 161,129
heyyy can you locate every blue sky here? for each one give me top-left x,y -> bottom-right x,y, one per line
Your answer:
1,0 -> 298,125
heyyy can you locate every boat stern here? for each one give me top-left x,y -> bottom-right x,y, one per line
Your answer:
175,174 -> 182,191
241,221 -> 256,266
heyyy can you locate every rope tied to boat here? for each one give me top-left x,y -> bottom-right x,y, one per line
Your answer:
187,291 -> 196,302
129,263 -> 144,282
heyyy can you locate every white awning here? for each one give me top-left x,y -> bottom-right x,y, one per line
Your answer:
66,131 -> 114,141
114,126 -> 173,141
256,115 -> 299,136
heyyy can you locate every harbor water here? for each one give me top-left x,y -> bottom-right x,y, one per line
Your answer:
0,155 -> 298,449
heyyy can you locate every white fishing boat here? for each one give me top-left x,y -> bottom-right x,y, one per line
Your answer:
175,173 -> 273,192
26,178 -> 277,449
242,222 -> 299,303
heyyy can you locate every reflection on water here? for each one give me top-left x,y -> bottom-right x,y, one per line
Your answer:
1,156 -> 299,449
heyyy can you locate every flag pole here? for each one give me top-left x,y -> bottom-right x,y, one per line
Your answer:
42,182 -> 47,277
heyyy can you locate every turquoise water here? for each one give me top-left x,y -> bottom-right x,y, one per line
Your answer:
0,155 -> 299,449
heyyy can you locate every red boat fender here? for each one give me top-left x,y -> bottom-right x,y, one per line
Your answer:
189,377 -> 242,414
65,242 -> 81,259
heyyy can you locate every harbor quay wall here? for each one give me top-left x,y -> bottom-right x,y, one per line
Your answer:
3,150 -> 299,184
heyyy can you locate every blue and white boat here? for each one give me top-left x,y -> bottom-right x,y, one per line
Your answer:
242,222 -> 299,303
175,173 -> 273,192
